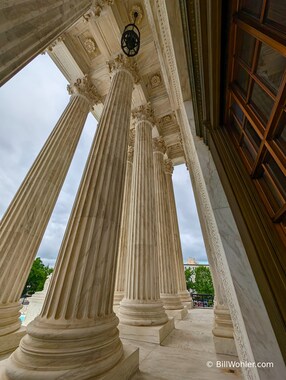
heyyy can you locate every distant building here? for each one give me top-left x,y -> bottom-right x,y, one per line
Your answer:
184,257 -> 209,271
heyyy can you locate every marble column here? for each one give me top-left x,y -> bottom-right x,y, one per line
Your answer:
164,159 -> 193,308
118,104 -> 173,344
0,0 -> 93,86
114,134 -> 135,306
198,214 -> 237,356
0,76 -> 100,358
3,54 -> 139,380
153,137 -> 186,319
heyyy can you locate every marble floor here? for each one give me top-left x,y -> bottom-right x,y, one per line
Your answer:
123,308 -> 242,380
0,309 -> 242,380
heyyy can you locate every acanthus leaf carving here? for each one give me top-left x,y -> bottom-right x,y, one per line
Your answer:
107,54 -> 140,84
67,75 -> 102,106
132,102 -> 154,125
153,136 -> 166,154
83,0 -> 114,22
164,158 -> 174,175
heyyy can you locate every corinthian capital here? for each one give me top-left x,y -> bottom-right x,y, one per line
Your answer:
132,103 -> 154,126
164,159 -> 174,175
153,136 -> 166,154
107,54 -> 140,83
67,75 -> 101,106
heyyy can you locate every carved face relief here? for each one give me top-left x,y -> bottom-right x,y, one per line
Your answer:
150,74 -> 161,89
162,114 -> 172,123
84,38 -> 97,54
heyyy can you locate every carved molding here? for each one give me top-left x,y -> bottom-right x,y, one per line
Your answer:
144,0 -> 182,109
150,73 -> 161,89
107,54 -> 140,83
83,38 -> 97,54
129,5 -> 143,24
83,0 -> 114,22
67,75 -> 101,106
47,36 -> 65,52
153,136 -> 166,154
162,114 -> 172,123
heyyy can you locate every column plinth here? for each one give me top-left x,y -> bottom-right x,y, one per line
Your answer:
114,141 -> 134,306
164,159 -> 193,308
153,138 -> 184,311
3,54 -> 139,380
0,76 -> 100,357
213,304 -> 237,356
118,104 -> 170,337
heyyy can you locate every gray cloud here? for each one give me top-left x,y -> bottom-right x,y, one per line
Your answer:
172,165 -> 207,263
0,54 -> 96,267
0,54 -> 207,268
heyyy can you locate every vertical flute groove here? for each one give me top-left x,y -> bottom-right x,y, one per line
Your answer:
164,160 -> 192,305
0,91 -> 91,338
4,55 -> 137,380
119,105 -> 168,326
153,139 -> 183,311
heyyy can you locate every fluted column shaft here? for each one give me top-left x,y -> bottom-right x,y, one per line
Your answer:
153,138 -> 183,310
4,55 -> 137,380
118,105 -> 168,326
114,144 -> 134,305
164,159 -> 192,305
0,76 -> 99,342
0,0 -> 93,86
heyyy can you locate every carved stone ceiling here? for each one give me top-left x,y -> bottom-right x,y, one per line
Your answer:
48,0 -> 185,164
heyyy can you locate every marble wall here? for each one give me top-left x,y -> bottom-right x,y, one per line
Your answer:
182,100 -> 285,380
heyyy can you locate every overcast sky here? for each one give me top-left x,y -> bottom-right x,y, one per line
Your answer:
0,53 -> 207,267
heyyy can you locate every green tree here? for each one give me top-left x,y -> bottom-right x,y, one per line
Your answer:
22,258 -> 53,295
185,266 -> 214,295
184,267 -> 193,290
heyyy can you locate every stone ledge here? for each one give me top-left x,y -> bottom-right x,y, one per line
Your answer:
119,318 -> 174,344
165,307 -> 188,320
0,358 -> 8,379
98,344 -> 139,380
213,336 -> 238,356
0,327 -> 26,360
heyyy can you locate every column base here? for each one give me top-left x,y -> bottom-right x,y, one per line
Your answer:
97,344 -> 139,380
213,305 -> 237,356
160,294 -> 184,310
119,318 -> 174,344
0,327 -> 26,360
213,336 -> 237,357
113,292 -> 124,306
165,307 -> 188,320
113,305 -> 119,315
0,344 -> 139,380
182,301 -> 193,309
